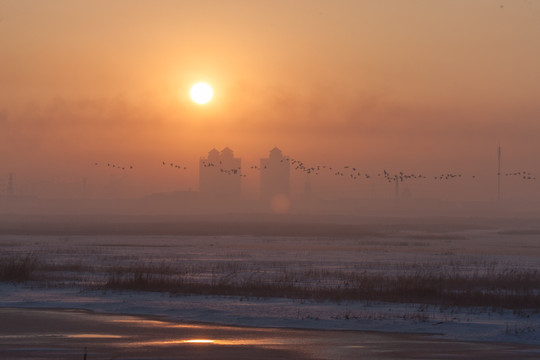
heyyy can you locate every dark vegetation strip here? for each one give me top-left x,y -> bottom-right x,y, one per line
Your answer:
2,255 -> 539,309
103,267 -> 540,310
0,254 -> 38,282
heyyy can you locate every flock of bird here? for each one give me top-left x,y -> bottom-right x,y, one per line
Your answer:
505,171 -> 536,180
90,158 -> 537,183
161,161 -> 188,170
285,158 -> 538,183
285,158 -> 471,184
94,162 -> 133,171
200,160 -> 245,176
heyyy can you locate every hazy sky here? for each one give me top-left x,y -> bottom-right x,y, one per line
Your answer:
1,0 -> 540,200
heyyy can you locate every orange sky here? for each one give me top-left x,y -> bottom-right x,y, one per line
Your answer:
1,0 -> 540,201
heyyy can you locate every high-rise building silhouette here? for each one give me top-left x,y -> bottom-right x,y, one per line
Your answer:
260,147 -> 290,200
199,147 -> 242,196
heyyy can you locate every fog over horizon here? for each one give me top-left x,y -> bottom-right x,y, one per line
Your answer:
1,101 -> 540,217
2,1 -> 540,216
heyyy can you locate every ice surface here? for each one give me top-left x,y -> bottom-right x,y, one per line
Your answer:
1,225 -> 539,345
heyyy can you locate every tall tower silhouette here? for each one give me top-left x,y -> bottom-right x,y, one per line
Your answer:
497,145 -> 501,201
199,147 -> 242,197
260,147 -> 290,201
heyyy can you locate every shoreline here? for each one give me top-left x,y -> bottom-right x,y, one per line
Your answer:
0,305 -> 438,338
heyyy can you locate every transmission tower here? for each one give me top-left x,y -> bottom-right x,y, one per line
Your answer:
497,145 -> 501,201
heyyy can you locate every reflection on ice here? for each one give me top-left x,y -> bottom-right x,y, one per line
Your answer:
184,339 -> 214,343
113,318 -> 207,329
135,338 -> 284,347
67,334 -> 123,339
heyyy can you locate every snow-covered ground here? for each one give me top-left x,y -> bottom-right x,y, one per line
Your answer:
1,225 -> 539,345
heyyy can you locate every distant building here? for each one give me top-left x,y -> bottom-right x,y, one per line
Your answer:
260,147 -> 290,200
199,147 -> 242,196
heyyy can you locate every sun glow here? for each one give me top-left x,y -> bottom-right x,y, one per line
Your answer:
190,82 -> 213,104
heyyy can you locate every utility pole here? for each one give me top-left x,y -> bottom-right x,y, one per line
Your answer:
7,173 -> 13,197
497,145 -> 501,201
394,175 -> 399,206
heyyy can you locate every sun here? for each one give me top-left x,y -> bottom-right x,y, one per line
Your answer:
190,82 -> 213,104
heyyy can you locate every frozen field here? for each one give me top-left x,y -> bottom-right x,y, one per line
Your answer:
1,219 -> 540,345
